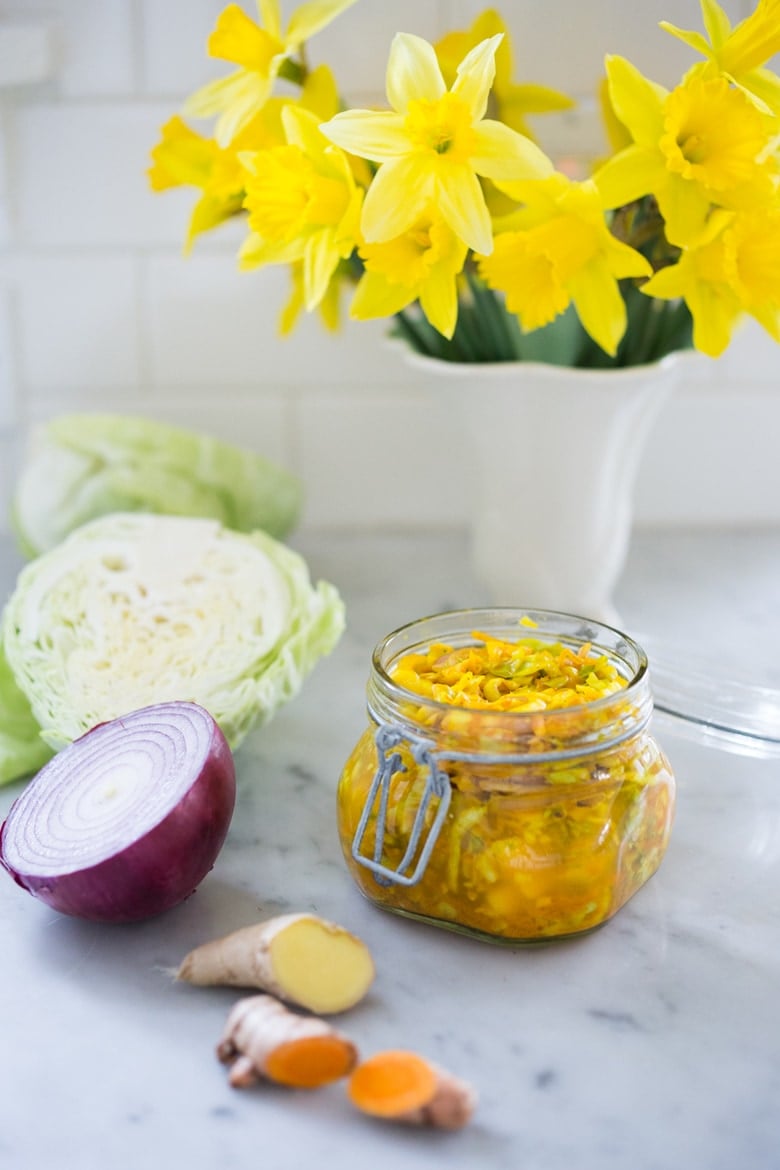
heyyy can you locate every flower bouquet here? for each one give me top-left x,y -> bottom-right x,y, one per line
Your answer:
150,0 -> 780,368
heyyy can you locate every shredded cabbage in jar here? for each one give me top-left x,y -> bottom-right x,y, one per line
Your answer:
392,626 -> 627,711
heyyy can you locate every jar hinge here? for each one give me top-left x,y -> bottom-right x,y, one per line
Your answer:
351,724 -> 451,888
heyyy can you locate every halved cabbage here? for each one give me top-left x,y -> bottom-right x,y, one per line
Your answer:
1,513 -> 345,757
11,414 -> 302,557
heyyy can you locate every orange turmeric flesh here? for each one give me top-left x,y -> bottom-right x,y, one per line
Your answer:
348,1050 -> 437,1116
265,1035 -> 357,1089
338,626 -> 676,944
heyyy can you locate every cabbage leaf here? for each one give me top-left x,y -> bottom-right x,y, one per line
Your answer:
11,414 -> 303,557
0,643 -> 53,787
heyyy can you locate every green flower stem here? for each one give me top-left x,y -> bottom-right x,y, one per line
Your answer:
393,309 -> 435,353
465,272 -> 516,360
448,306 -> 484,361
393,273 -> 692,368
278,57 -> 306,86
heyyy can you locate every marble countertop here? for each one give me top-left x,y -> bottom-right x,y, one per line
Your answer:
2,527 -> 780,1170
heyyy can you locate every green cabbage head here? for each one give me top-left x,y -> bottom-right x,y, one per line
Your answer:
0,513 -> 345,783
11,414 -> 302,558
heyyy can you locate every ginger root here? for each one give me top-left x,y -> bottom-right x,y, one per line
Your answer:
347,1050 -> 476,1129
176,912 -> 375,1014
217,994 -> 358,1089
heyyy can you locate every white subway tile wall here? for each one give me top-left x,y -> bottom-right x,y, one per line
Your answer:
1,0 -> 778,534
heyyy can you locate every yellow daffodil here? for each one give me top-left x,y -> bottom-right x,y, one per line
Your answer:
641,207 -> 780,355
279,259 -> 344,334
641,212 -> 738,356
434,9 -> 573,141
478,174 -> 652,355
149,116 -> 225,193
319,32 -> 554,256
350,214 -> 468,338
728,207 -> 780,339
148,116 -> 247,251
240,106 -> 363,312
662,0 -> 780,112
594,57 -> 778,247
151,0 -> 780,366
185,0 -> 359,147
149,66 -> 341,251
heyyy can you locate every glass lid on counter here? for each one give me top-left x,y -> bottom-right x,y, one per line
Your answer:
640,635 -> 780,758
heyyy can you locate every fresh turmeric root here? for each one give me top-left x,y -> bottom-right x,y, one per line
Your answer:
347,1050 -> 476,1129
217,994 -> 358,1089
176,912 -> 375,1014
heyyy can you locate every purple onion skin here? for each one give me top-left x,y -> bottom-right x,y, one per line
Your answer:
0,711 -> 237,924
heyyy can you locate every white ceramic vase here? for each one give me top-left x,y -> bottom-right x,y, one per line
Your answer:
410,352 -> 686,624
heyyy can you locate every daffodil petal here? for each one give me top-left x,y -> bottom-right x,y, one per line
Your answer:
303,229 -> 341,308
282,104 -> 328,159
507,82 -> 575,115
687,284 -> 740,356
656,175 -> 712,247
319,110 -> 409,160
436,164 -> 493,254
319,274 -> 342,331
279,268 -> 304,335
300,63 -> 340,120
258,0 -> 282,41
351,270 -> 416,320
569,263 -> 626,356
658,21 -> 714,58
239,231 -> 305,268
214,84 -> 271,147
718,0 -> 780,74
419,266 -> 458,337
604,55 -> 667,147
593,144 -> 666,209
750,302 -> 780,342
286,0 -> 360,49
491,176 -> 561,215
186,69 -> 272,147
208,5 -> 275,69
184,72 -> 247,119
451,34 -> 501,122
640,265 -> 686,300
701,0 -> 732,46
361,157 -> 432,241
185,193 -> 242,253
471,121 -> 554,181
148,117 -> 216,190
741,65 -> 780,114
602,235 -> 653,281
386,33 -> 445,112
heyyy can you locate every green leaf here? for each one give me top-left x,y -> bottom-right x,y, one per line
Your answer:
0,642 -> 52,787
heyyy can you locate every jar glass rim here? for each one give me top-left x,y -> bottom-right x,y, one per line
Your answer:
370,606 -> 649,724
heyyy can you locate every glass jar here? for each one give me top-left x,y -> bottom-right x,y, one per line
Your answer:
337,608 -> 675,945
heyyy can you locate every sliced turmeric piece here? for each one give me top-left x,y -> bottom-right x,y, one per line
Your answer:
217,994 -> 358,1089
176,912 -> 375,1014
348,1050 -> 476,1129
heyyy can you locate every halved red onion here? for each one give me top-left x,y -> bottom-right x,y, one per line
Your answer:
0,701 -> 236,923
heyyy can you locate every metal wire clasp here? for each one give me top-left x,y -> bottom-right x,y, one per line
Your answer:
351,723 -> 452,887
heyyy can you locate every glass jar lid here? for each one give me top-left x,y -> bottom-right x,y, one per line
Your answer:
639,635 -> 780,758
